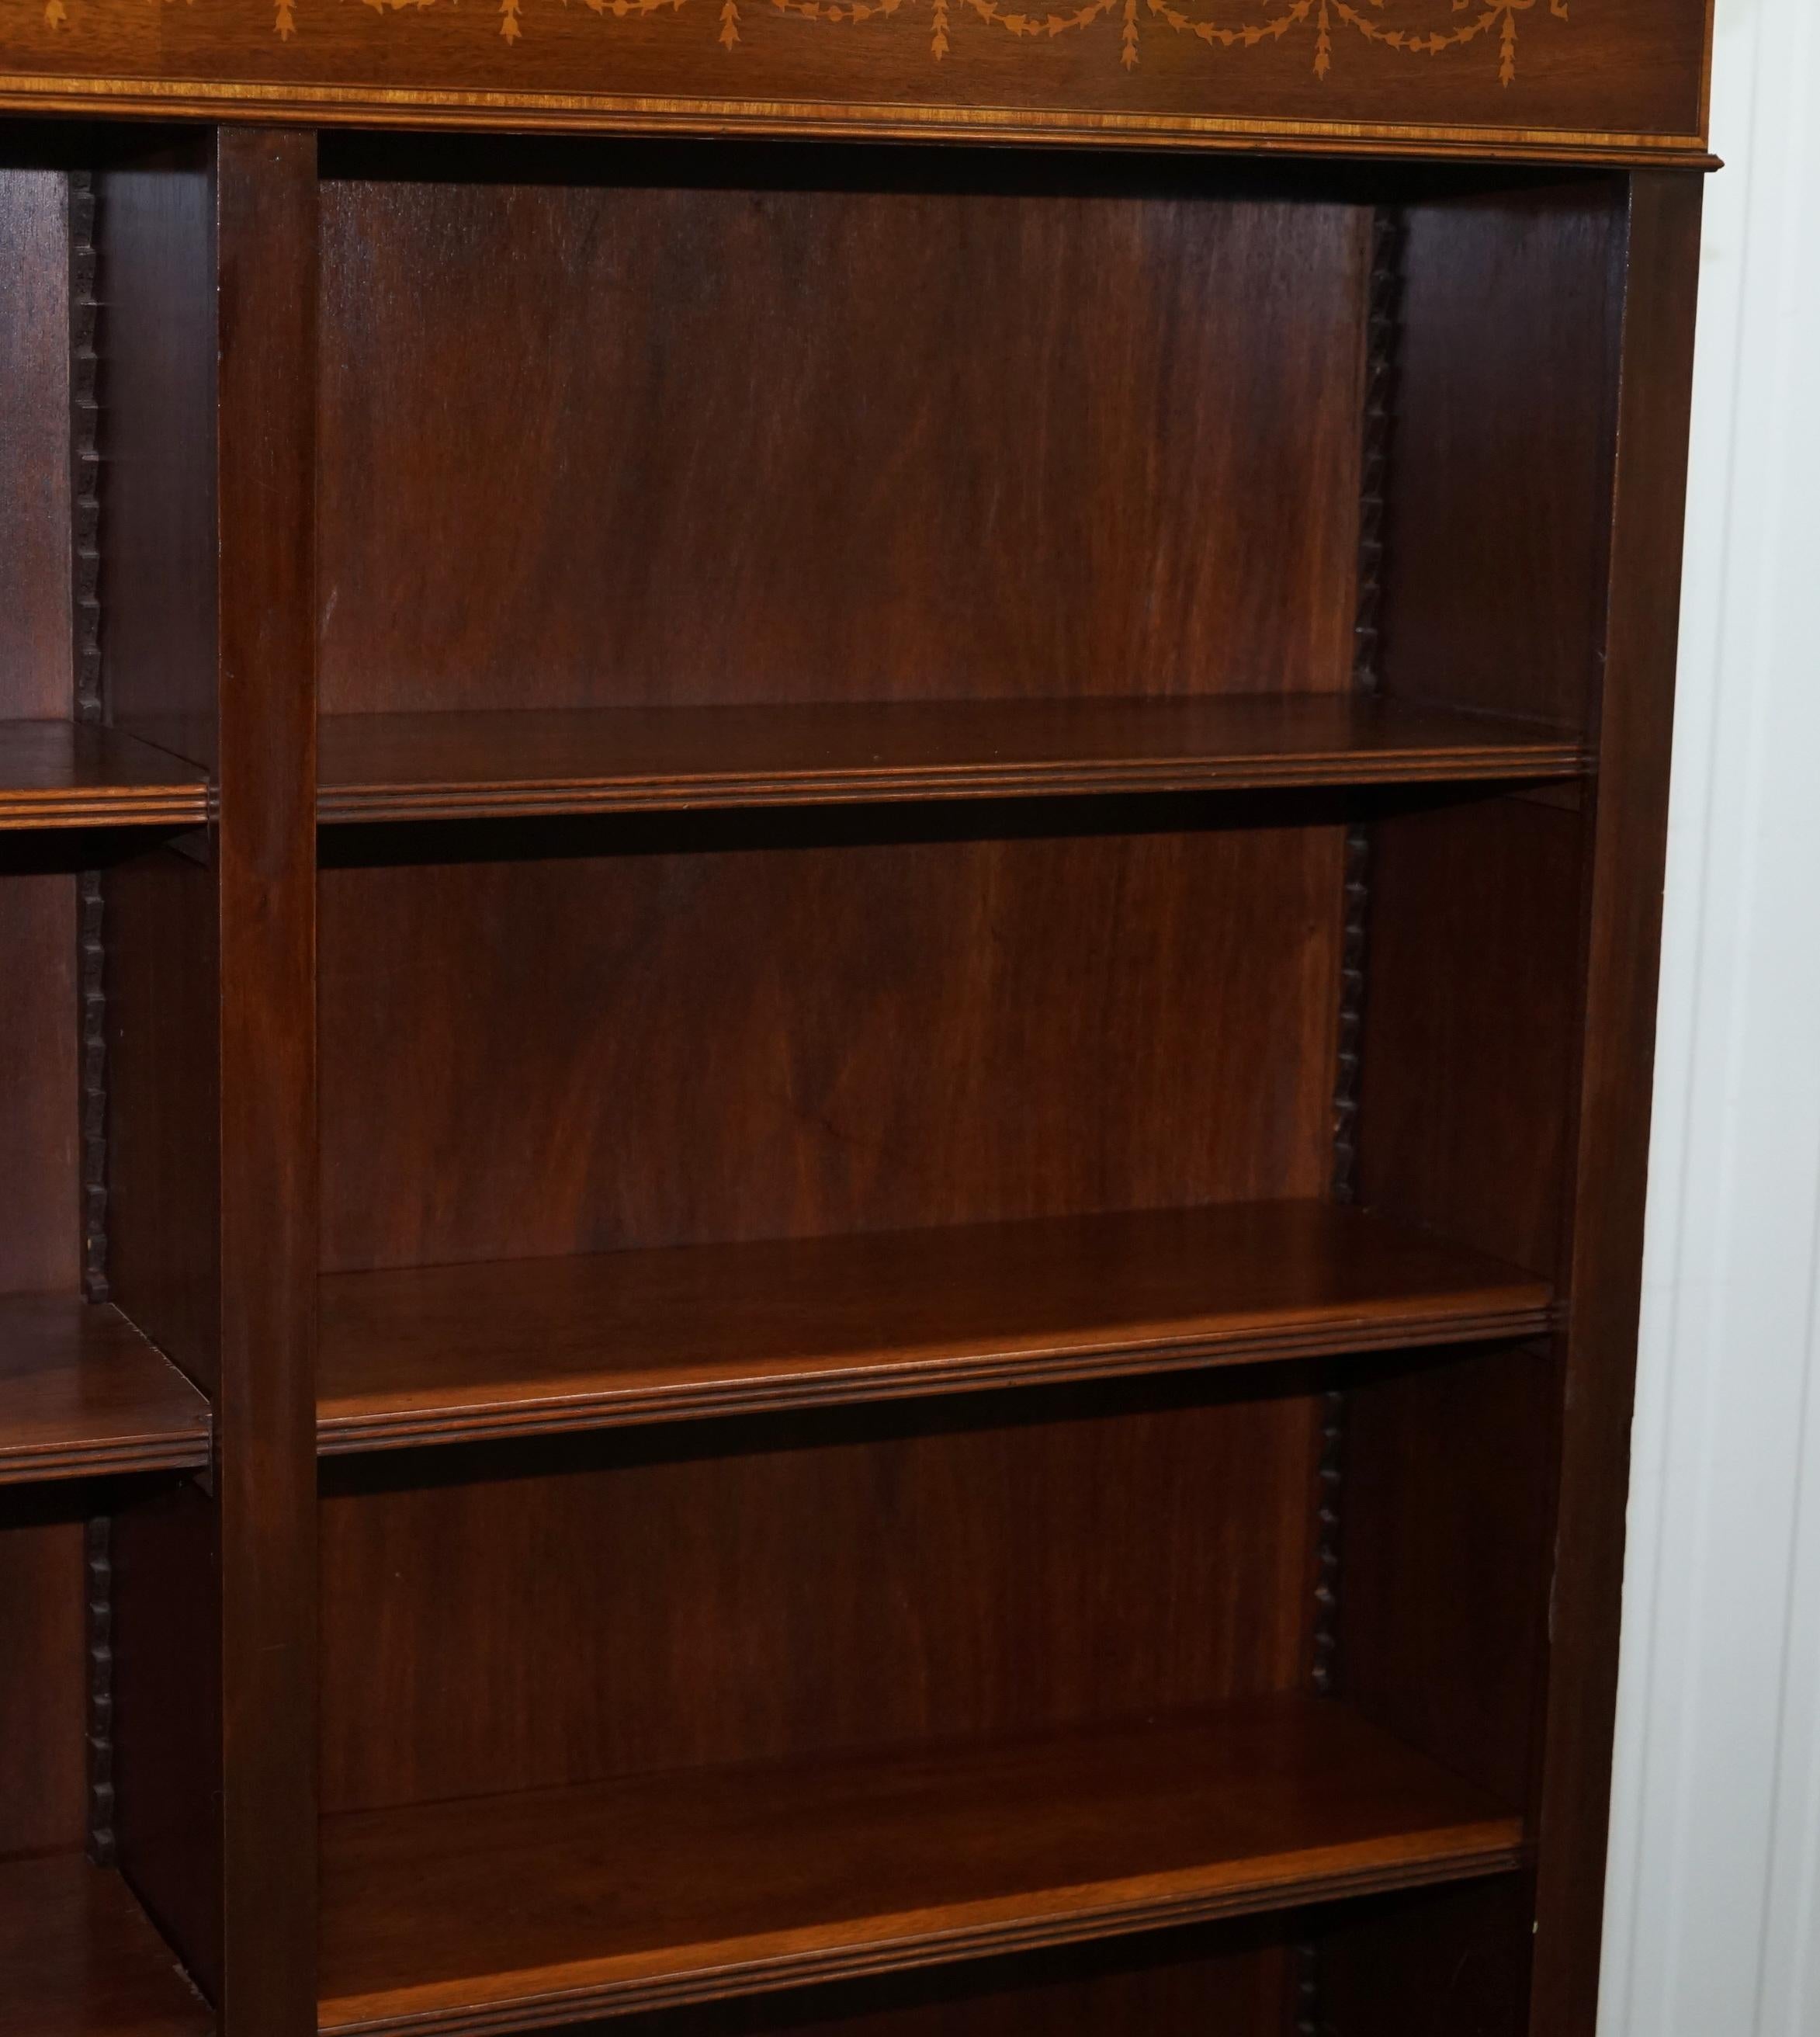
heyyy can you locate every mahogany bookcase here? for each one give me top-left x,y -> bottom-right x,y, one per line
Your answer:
0,6 -> 1711,2032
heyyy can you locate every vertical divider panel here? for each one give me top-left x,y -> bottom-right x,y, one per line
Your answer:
100,126 -> 320,2037
1525,168 -> 1705,2037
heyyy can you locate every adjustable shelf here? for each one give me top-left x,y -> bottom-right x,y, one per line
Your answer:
314,696 -> 1589,824
0,1854 -> 209,2037
0,1294 -> 210,1484
0,722 -> 208,831
317,1697 -> 1524,2037
317,1201 -> 1551,1455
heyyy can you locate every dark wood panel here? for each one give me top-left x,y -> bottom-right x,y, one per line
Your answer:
0,1295 -> 210,1483
1383,179 -> 1623,734
0,873 -> 78,1296
317,1202 -> 1551,1453
316,697 -> 1586,823
0,168 -> 69,723
550,1925 -> 1291,2036
0,1852 -> 210,2037
208,126 -> 322,2037
321,1373 -> 1323,1807
99,145 -> 219,768
1526,168 -> 1704,2037
317,1699 -> 1521,2037
1316,1878 -> 1531,2037
0,2 -> 1710,158
320,822 -> 1343,1268
112,1482 -> 221,2002
319,175 -> 1368,715
0,724 -> 209,831
1358,793 -> 1584,1279
101,129 -> 324,2037
1340,1341 -> 1553,1807
104,847 -> 220,1396
0,1510 -> 85,1858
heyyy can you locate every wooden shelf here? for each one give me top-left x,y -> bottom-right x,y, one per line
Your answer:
0,1293 -> 211,1484
317,1697 -> 1523,2035
0,721 -> 208,831
0,1854 -> 209,2037
314,697 -> 1589,824
317,1201 -> 1551,1456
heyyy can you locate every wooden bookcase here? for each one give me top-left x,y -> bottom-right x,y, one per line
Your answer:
0,16 -> 1709,2032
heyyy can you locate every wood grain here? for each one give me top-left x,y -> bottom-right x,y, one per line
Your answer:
0,168 -> 70,724
99,128 -> 324,2037
317,1699 -> 1521,2035
0,2 -> 1712,161
316,697 -> 1586,824
318,168 -> 1368,717
209,127 -> 322,2037
321,1370 -> 1326,1809
1340,1340 -> 1554,1810
0,1294 -> 210,1483
320,821 -> 1343,1268
1359,793 -> 1585,1279
0,723 -> 209,831
0,127 -> 1710,2037
0,1507 -> 86,1858
1382,178 -> 1624,735
317,1201 -> 1551,1452
1526,168 -> 1706,2037
0,872 -> 78,1297
0,1853 -> 209,2037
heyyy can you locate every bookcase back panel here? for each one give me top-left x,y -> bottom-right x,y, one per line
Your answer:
1316,1878 -> 1531,2037
1359,792 -> 1584,1281
317,159 -> 1370,714
319,816 -> 1343,1271
1384,179 -> 1624,738
0,167 -> 72,723
0,874 -> 78,1297
319,1372 -> 1323,1810
0,170 -> 79,1303
0,1501 -> 86,1858
1340,1339 -> 1554,1808
0,157 -> 88,1896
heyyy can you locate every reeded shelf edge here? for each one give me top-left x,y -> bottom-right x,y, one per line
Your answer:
316,1202 -> 1555,1459
0,1431 -> 213,1485
315,1302 -> 1558,1456
317,750 -> 1592,824
314,699 -> 1593,826
0,720 -> 210,831
316,1698 -> 1526,2037
0,791 -> 212,830
0,1294 -> 213,1487
320,1836 -> 1523,2037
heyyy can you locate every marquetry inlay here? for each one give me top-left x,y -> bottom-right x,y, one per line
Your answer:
35,0 -> 1574,75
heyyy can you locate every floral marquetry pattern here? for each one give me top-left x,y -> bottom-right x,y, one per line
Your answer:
35,0 -> 1572,70
619,0 -> 1567,68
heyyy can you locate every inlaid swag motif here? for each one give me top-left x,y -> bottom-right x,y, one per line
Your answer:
40,0 -> 1573,75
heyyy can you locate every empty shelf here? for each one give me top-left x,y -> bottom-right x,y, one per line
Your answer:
317,1201 -> 1553,1454
318,1696 -> 1524,2035
0,721 -> 208,831
0,1853 -> 209,2036
316,696 -> 1589,823
0,1293 -> 210,1484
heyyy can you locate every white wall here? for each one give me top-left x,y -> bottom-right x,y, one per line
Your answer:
1598,2 -> 1820,2031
